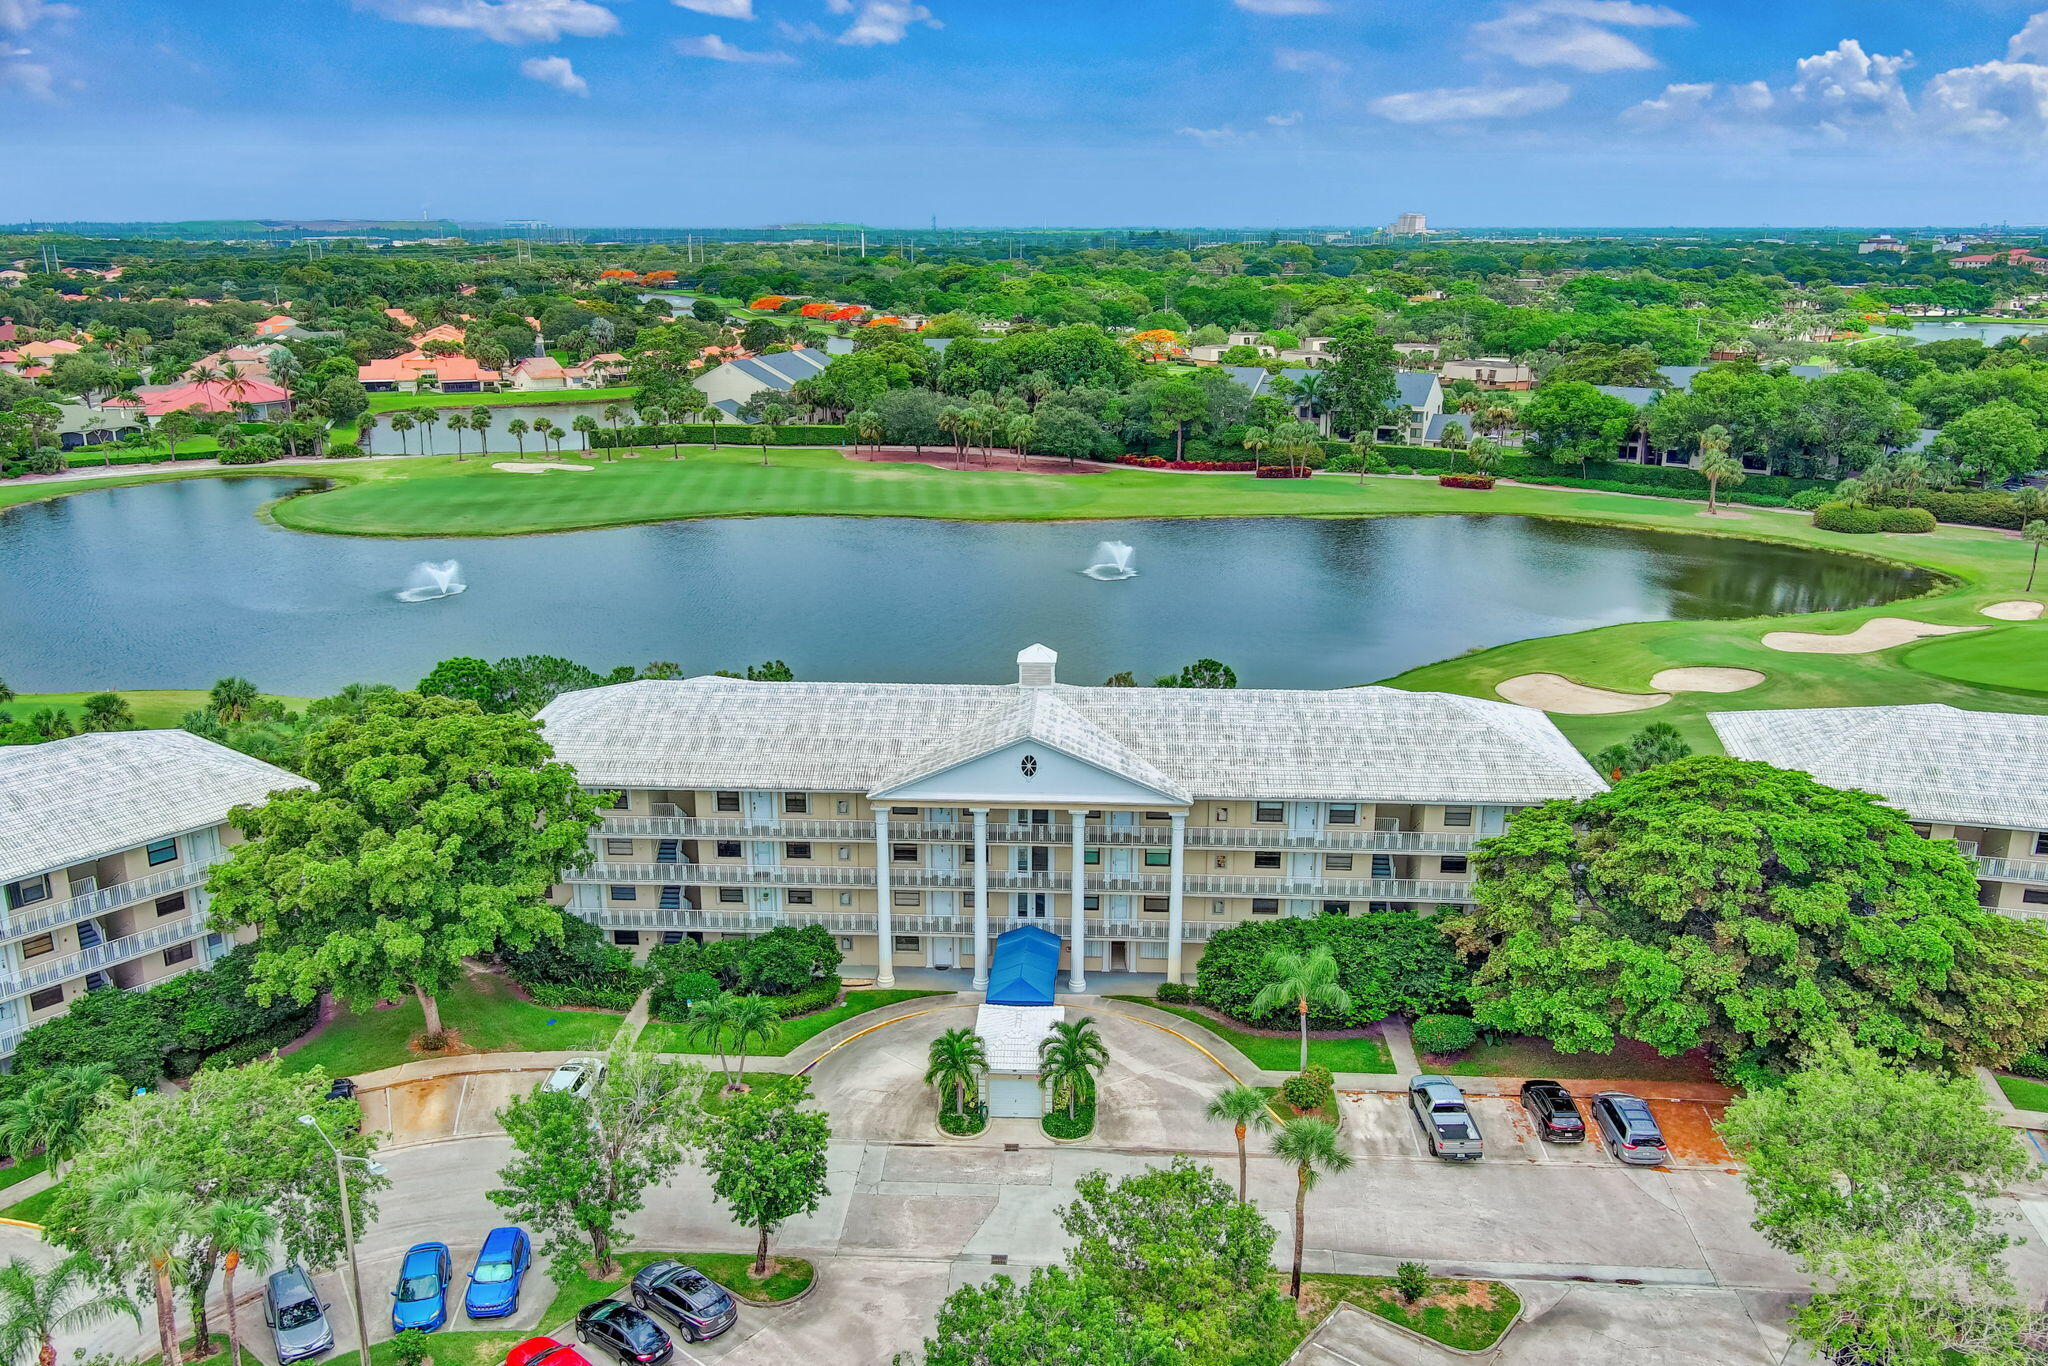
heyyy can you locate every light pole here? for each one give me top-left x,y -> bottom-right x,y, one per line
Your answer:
297,1115 -> 385,1366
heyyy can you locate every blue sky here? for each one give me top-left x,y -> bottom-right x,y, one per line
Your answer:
7,0 -> 2048,227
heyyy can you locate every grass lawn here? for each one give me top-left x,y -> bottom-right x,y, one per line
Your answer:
1295,1274 -> 1520,1352
1903,626 -> 2048,696
279,971 -> 624,1079
640,988 -> 950,1057
7,689 -> 313,729
3,1181 -> 62,1224
366,386 -> 639,413
0,1152 -> 48,1196
1107,996 -> 1396,1074
697,1070 -> 806,1114
1997,1073 -> 2048,1110
1435,1034 -> 1717,1083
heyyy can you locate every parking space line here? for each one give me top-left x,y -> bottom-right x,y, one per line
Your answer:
452,1075 -> 470,1136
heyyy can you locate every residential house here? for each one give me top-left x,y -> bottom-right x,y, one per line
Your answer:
691,348 -> 832,422
1439,357 -> 1534,390
533,645 -> 1603,986
1857,235 -> 1908,255
1222,366 -> 1445,443
0,731 -> 312,1059
357,352 -> 501,394
409,323 -> 467,348
130,378 -> 293,420
52,399 -> 147,449
1596,364 -> 1830,469
1393,342 -> 1442,366
252,315 -> 300,337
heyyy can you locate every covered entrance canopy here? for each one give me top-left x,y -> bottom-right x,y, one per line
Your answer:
986,924 -> 1060,1006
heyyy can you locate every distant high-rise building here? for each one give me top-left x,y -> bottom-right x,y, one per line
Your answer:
1388,212 -> 1429,236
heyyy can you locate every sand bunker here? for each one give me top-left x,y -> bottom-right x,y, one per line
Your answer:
492,461 -> 594,473
1761,618 -> 1980,655
1497,674 -> 1670,714
1981,601 -> 2046,621
1648,667 -> 1766,693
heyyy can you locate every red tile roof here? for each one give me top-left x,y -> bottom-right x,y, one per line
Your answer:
134,378 -> 291,416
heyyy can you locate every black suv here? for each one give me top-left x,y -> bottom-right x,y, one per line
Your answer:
630,1261 -> 738,1342
1518,1079 -> 1585,1142
575,1301 -> 673,1366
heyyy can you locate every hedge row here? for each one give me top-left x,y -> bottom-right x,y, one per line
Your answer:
592,423 -> 851,448
1362,442 -> 1835,501
63,448 -> 220,469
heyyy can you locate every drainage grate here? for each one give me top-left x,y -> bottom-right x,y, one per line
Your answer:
990,1254 -> 1008,1266
1003,1143 -> 1020,1152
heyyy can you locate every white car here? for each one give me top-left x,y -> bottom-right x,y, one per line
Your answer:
542,1057 -> 605,1098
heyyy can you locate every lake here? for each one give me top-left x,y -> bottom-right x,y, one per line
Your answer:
0,477 -> 1936,695
1872,321 -> 2048,343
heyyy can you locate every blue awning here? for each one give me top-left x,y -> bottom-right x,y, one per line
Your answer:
985,925 -> 1061,1006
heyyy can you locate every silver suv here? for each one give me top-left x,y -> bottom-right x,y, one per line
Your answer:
264,1264 -> 334,1363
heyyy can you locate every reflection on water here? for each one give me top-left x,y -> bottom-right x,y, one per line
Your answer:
0,477 -> 1935,694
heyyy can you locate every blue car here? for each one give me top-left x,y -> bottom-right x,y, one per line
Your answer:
463,1227 -> 532,1320
391,1242 -> 452,1333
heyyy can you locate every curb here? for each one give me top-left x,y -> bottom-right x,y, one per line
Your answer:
721,1259 -> 821,1309
932,1111 -> 989,1143
1330,1286 -> 1523,1359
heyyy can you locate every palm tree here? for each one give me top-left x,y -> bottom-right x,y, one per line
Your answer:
468,406 -> 493,456
573,414 -> 602,461
2026,520 -> 2048,591
1271,1117 -> 1353,1299
682,995 -> 738,1089
1293,370 -> 1329,433
83,1162 -> 195,1366
1007,413 -> 1037,470
507,417 -> 529,458
1464,435 -> 1503,479
198,1201 -> 274,1366
389,411 -> 416,456
1206,1083 -> 1277,1202
724,994 -> 780,1092
209,677 -> 259,723
1240,425 -> 1270,469
1696,425 -> 1743,515
1250,946 -> 1353,1073
601,403 -> 625,442
416,407 -> 441,454
2013,485 -> 2048,527
938,405 -> 967,462
0,1065 -> 116,1180
924,1028 -> 988,1117
757,404 -> 788,467
445,412 -> 468,462
1037,1017 -> 1109,1122
853,409 -> 884,455
1834,476 -> 1871,508
703,403 -> 726,449
0,1254 -> 139,1366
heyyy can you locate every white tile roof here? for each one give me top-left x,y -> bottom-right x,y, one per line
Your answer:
0,731 -> 312,885
1710,704 -> 2048,832
975,1003 -> 1063,1073
533,661 -> 1605,805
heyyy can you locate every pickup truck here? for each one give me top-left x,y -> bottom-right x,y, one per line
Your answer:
1409,1074 -> 1484,1162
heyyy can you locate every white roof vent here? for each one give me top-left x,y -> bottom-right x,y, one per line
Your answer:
1017,644 -> 1057,688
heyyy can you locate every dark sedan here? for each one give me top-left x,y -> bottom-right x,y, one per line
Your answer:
575,1301 -> 673,1366
1518,1079 -> 1586,1143
631,1261 -> 738,1343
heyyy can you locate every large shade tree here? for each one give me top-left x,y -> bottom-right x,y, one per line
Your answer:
206,692 -> 601,1039
1448,757 -> 2048,1085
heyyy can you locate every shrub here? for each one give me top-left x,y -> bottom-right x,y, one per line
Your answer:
1323,453 -> 1362,473
325,442 -> 364,460
1438,473 -> 1495,489
2011,1051 -> 2048,1081
154,944 -> 317,1056
1253,465 -> 1313,479
657,970 -> 723,1015
1909,489 -> 2020,530
1411,1013 -> 1480,1055
389,1329 -> 432,1366
495,915 -> 653,1012
1395,1261 -> 1431,1304
1390,464 -> 1414,475
646,927 -> 841,1021
1154,981 -> 1194,1004
1813,502 -> 1884,534
216,447 -> 282,466
1280,1066 -> 1335,1115
1789,488 -> 1834,511
1195,913 -> 1470,1027
768,979 -> 841,1019
1879,506 -> 1937,534
12,987 -> 172,1091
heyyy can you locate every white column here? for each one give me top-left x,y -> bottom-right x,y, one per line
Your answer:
1167,811 -> 1187,985
970,807 -> 991,991
1068,809 -> 1089,993
873,807 -> 894,988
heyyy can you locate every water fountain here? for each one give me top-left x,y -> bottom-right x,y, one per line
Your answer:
395,560 -> 467,602
1083,541 -> 1137,581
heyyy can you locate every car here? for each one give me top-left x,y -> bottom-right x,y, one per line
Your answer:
263,1264 -> 334,1364
630,1260 -> 738,1342
325,1077 -> 357,1102
1590,1091 -> 1669,1165
543,1058 -> 605,1098
575,1300 -> 673,1366
505,1337 -> 598,1366
1519,1079 -> 1586,1143
464,1226 -> 532,1320
1408,1074 -> 1483,1161
391,1241 -> 453,1332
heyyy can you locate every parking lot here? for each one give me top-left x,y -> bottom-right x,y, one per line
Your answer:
1339,1090 -> 1735,1170
360,1068 -> 550,1147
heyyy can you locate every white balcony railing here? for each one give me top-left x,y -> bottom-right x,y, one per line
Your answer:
0,864 -> 208,945
573,905 -> 1229,942
1982,855 -> 2048,886
597,813 -> 1479,855
5,915 -> 208,995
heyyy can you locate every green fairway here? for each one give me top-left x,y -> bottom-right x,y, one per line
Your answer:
1900,626 -> 2048,697
7,689 -> 313,728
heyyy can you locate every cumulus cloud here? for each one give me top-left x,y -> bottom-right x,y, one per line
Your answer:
1233,0 -> 1331,13
1274,46 -> 1344,74
1369,80 -> 1570,123
823,0 -> 940,45
1923,59 -> 2048,138
673,32 -> 794,61
355,0 -> 619,44
0,0 -> 72,33
1472,0 -> 1691,73
674,0 -> 754,15
1788,38 -> 1914,123
519,54 -> 588,93
1627,37 -> 1916,139
2010,10 -> 2048,62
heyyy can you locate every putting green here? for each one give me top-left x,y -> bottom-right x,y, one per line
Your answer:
1902,627 -> 2048,698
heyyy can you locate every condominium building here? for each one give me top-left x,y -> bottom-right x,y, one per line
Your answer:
534,646 -> 1605,987
1711,706 -> 2048,919
0,731 -> 310,1057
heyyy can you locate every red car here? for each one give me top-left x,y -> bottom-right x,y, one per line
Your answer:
507,1338 -> 596,1366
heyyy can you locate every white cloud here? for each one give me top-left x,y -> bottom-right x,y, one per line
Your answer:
356,0 -> 619,43
1175,124 -> 1251,146
673,0 -> 754,16
1266,110 -> 1302,126
1233,0 -> 1331,13
1626,38 -> 1913,137
1788,38 -> 1913,122
1472,0 -> 1691,74
823,0 -> 939,45
519,54 -> 588,93
0,0 -> 72,33
0,45 -> 51,97
1370,80 -> 1570,123
1923,59 -> 2048,138
673,32 -> 794,61
2010,10 -> 2048,62
1274,46 -> 1344,74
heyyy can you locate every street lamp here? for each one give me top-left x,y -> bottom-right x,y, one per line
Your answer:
298,1115 -> 385,1366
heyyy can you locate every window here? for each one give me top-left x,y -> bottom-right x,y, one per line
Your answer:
718,887 -> 744,903
784,792 -> 809,814
840,892 -> 854,906
1142,897 -> 1169,913
1254,851 -> 1282,870
715,841 -> 742,859
605,790 -> 630,810
1322,901 -> 1351,916
893,935 -> 921,952
162,943 -> 195,967
155,893 -> 188,918
786,843 -> 812,860
1251,898 -> 1280,915
3,877 -> 48,910
1443,808 -> 1473,828
1371,854 -> 1394,878
891,806 -> 920,816
1214,807 -> 1230,823
145,837 -> 178,867
1255,802 -> 1285,823
838,845 -> 853,860
1084,895 -> 1100,911
715,791 -> 741,812
1144,811 -> 1170,822
1441,856 -> 1469,875
610,886 -> 636,901
1327,804 -> 1358,825
19,932 -> 55,960
787,889 -> 814,906
2036,832 -> 2048,856
27,987 -> 62,1012
605,838 -> 634,857
1084,848 -> 1101,866
1143,849 -> 1171,867
2027,889 -> 2048,906
1211,899 -> 1227,916
613,931 -> 641,946
836,799 -> 851,814
892,844 -> 917,863
893,890 -> 922,907
1326,854 -> 1354,871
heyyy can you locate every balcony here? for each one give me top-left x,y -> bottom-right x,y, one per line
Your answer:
1981,855 -> 2048,886
596,814 -> 1478,855
573,862 -> 1474,904
0,864 -> 209,946
6,915 -> 208,996
573,905 -> 1228,942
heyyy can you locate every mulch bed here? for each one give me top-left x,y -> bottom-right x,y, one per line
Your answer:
840,446 -> 1111,475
